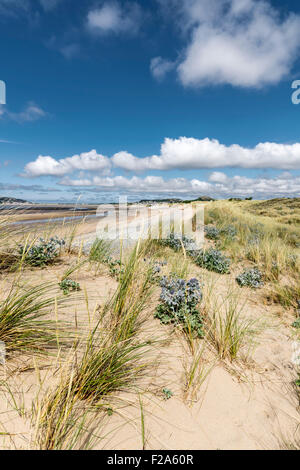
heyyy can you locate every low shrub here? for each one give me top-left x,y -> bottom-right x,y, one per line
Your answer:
162,388 -> 173,400
221,224 -> 238,240
19,237 -> 65,267
193,248 -> 231,274
204,225 -> 220,240
59,279 -> 80,295
155,276 -> 204,338
161,232 -> 197,252
236,268 -> 264,289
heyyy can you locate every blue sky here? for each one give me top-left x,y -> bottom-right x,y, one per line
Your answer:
1,0 -> 300,202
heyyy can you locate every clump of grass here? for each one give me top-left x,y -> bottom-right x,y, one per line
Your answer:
205,200 -> 300,278
89,239 -> 124,278
204,289 -> 257,362
89,239 -> 112,265
107,242 -> 155,340
35,320 -> 153,449
0,282 -> 67,355
71,327 -> 152,405
33,367 -> 100,450
183,343 -> 214,401
34,243 -> 157,449
268,282 -> 300,310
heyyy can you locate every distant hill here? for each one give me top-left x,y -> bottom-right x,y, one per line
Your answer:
138,196 -> 215,204
138,198 -> 182,204
0,197 -> 29,204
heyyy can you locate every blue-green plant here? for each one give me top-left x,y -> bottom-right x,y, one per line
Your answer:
221,224 -> 238,240
193,248 -> 231,274
155,276 -> 204,338
236,268 -> 264,289
19,237 -> 65,267
162,388 -> 173,400
59,279 -> 80,295
161,232 -> 197,252
204,225 -> 220,240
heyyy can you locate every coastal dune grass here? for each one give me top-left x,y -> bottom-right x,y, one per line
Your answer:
0,281 -> 69,356
1,201 -> 299,450
203,277 -> 258,362
205,201 -> 300,286
34,242 -> 157,450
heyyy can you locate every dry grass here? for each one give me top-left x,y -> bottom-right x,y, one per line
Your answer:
0,200 -> 299,450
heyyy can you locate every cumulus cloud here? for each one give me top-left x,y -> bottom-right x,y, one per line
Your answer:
22,149 -> 111,177
22,137 -> 300,178
155,0 -> 300,88
208,171 -> 228,183
58,172 -> 300,198
0,102 -> 47,123
150,57 -> 175,81
112,137 -> 300,171
87,1 -> 142,35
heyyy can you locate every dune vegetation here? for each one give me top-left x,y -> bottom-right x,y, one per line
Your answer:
0,199 -> 299,450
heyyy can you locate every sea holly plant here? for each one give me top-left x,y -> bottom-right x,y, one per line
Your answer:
105,257 -> 124,278
193,248 -> 231,274
19,237 -> 65,267
236,268 -> 264,289
204,225 -> 220,240
162,388 -> 173,400
205,224 -> 237,242
143,258 -> 168,284
155,275 -> 204,338
59,279 -> 80,295
221,224 -> 238,241
161,232 -> 198,252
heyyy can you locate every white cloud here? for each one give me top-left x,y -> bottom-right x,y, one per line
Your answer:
0,0 -> 30,17
0,102 -> 47,123
60,43 -> 81,59
209,171 -> 228,183
150,57 -> 175,81
23,149 -> 111,177
39,0 -> 61,11
60,174 -> 213,193
87,1 -> 142,35
59,172 -> 300,198
155,0 -> 300,88
22,137 -> 300,178
112,137 -> 300,171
